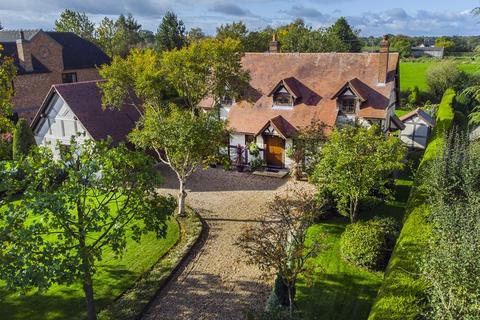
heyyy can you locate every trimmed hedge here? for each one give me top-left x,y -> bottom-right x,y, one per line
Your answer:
340,218 -> 399,271
368,89 -> 456,320
12,119 -> 36,160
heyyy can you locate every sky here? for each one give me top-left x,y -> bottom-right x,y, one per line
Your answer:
0,0 -> 479,37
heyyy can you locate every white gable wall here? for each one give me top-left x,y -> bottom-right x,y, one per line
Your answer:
399,115 -> 430,149
34,93 -> 92,158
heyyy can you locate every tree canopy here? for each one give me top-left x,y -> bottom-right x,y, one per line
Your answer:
311,125 -> 405,222
155,11 -> 187,52
0,45 -> 16,133
54,9 -> 95,41
0,140 -> 176,320
327,17 -> 362,52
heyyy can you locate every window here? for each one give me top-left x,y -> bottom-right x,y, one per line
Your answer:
62,72 -> 77,84
273,92 -> 293,106
340,98 -> 356,114
221,96 -> 233,106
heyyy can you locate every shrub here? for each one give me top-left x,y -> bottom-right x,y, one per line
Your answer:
0,132 -> 12,161
425,61 -> 465,100
340,218 -> 399,271
249,158 -> 265,172
12,119 -> 36,160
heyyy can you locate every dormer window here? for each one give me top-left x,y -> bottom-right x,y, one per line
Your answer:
340,97 -> 357,114
273,87 -> 294,107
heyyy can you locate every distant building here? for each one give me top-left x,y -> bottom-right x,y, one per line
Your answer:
0,29 -> 110,121
411,46 -> 444,59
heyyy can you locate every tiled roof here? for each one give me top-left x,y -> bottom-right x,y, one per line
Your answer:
218,52 -> 399,135
0,30 -> 110,73
31,80 -> 139,145
255,115 -> 298,138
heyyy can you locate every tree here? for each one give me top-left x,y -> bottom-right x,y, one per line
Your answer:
186,27 -> 206,43
237,188 -> 326,316
54,9 -> 95,41
155,11 -> 187,52
114,14 -> 142,57
0,45 -> 16,133
95,17 -> 117,57
426,61 -> 466,100
435,36 -> 455,52
244,28 -> 273,52
0,140 -> 176,320
327,17 -> 362,52
12,118 -> 36,160
422,132 -> 480,319
216,21 -> 248,43
99,38 -> 249,215
462,85 -> 480,125
311,125 -> 405,222
130,105 -> 227,215
390,35 -> 413,58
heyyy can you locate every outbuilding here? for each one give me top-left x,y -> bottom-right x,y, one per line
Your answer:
399,108 -> 436,149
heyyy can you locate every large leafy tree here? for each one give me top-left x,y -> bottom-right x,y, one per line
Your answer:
390,35 -> 413,58
113,14 -> 142,57
0,140 -> 176,320
155,11 -> 187,52
311,125 -> 405,222
95,17 -> 117,57
186,27 -> 206,43
99,38 -> 249,215
54,9 -> 95,41
0,45 -> 16,133
327,17 -> 362,52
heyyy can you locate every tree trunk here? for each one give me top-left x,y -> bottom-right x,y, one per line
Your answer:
178,179 -> 187,216
351,197 -> 359,222
78,203 -> 97,320
287,283 -> 295,317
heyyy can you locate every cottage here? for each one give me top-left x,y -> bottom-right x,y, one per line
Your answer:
31,80 -> 138,158
206,36 -> 402,169
399,108 -> 436,149
0,29 -> 110,121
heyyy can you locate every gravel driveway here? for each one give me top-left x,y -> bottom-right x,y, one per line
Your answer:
142,166 -> 297,320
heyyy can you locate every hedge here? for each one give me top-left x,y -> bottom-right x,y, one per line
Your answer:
368,89 -> 456,320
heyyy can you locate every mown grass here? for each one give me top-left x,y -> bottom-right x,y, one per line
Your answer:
296,176 -> 413,320
400,60 -> 480,92
0,215 -> 180,320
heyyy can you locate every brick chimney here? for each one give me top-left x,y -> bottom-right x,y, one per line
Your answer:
269,34 -> 280,53
16,31 -> 33,72
377,35 -> 390,86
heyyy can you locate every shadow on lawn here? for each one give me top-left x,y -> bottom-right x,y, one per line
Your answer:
0,266 -> 137,320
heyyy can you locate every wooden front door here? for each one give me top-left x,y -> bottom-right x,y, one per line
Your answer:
265,135 -> 285,168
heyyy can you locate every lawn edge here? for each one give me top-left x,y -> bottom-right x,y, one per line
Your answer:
98,208 -> 204,320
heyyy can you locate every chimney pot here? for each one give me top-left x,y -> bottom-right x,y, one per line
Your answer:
269,33 -> 280,53
378,34 -> 390,85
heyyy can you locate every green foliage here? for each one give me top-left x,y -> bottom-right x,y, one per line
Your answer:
0,45 -> 16,133
0,132 -> 12,160
435,36 -> 455,52
12,118 -> 35,160
311,125 -> 406,222
249,158 -> 265,172
426,61 -> 466,99
407,86 -> 419,107
340,218 -> 399,271
390,35 -> 413,58
54,9 -> 95,41
369,89 -> 456,320
327,17 -> 362,52
0,140 -> 176,320
422,133 -> 480,319
155,11 -> 187,52
186,27 -> 206,43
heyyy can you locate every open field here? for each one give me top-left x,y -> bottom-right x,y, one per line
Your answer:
400,60 -> 480,92
0,218 -> 180,320
296,177 -> 413,320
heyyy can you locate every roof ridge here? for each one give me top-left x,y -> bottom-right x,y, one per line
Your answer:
53,79 -> 104,88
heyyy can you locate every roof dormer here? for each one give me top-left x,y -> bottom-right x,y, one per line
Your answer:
268,77 -> 302,110
332,78 -> 367,115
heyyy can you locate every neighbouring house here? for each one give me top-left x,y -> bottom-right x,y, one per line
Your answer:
411,45 -> 444,59
0,29 -> 110,121
399,108 -> 436,149
31,80 -> 139,158
204,35 -> 403,169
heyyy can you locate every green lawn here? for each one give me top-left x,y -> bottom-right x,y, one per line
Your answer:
400,60 -> 480,92
296,177 -> 413,320
0,218 -> 180,320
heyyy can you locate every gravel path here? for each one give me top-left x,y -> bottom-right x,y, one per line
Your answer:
142,166 -> 297,320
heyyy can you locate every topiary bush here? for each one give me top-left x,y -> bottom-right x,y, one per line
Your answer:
12,119 -> 36,160
340,217 -> 399,271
